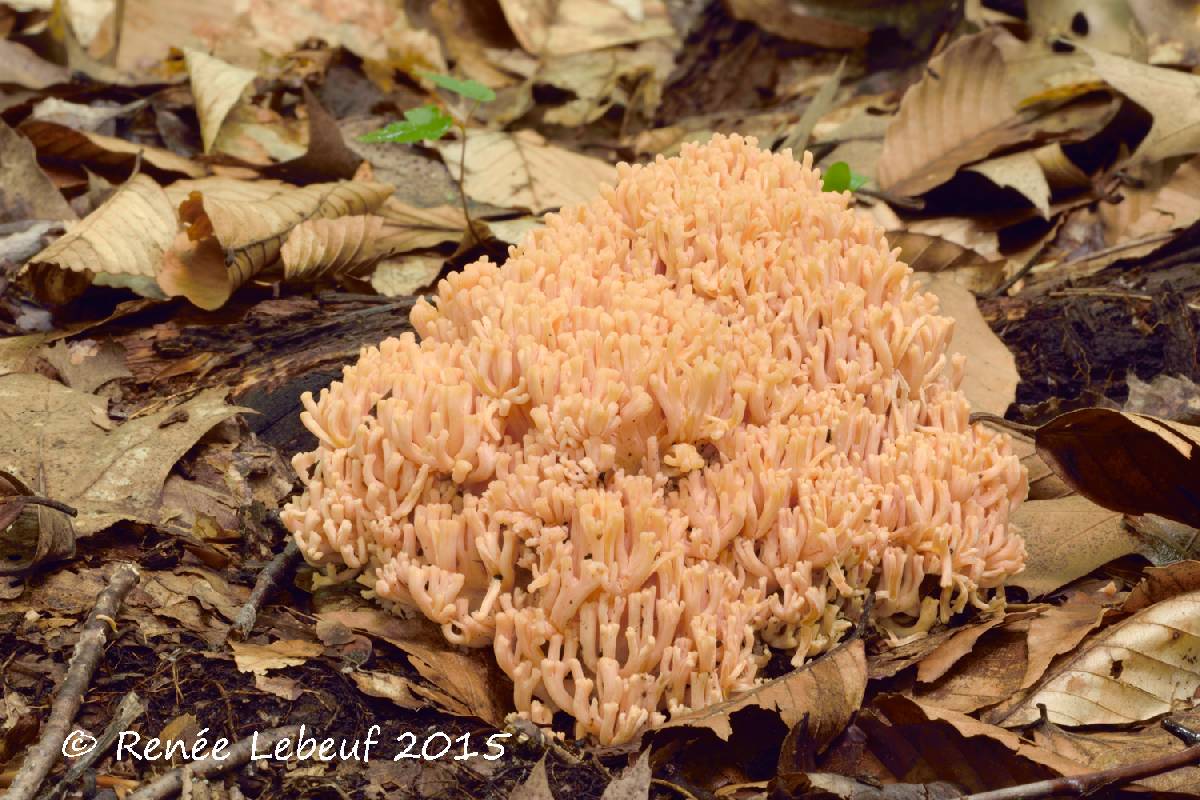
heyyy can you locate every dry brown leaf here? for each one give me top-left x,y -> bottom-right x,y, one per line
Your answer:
725,0 -> 870,48
508,756 -> 554,800
0,38 -> 70,89
19,119 -> 206,179
377,200 -> 468,251
914,272 -> 1017,416
1032,710 -> 1200,795
1009,496 -> 1130,597
986,590 -> 1200,727
1020,591 -> 1108,690
350,670 -> 426,710
1124,156 -> 1200,237
1087,45 -> 1200,164
369,256 -> 444,297
877,29 -> 1112,196
434,130 -> 616,215
0,468 -> 76,576
663,639 -> 865,742
878,695 -> 1088,777
913,619 -> 1030,714
158,180 -> 393,309
916,614 -> 1009,684
39,339 -> 130,393
281,215 -> 391,280
1124,560 -> 1200,612
316,607 -> 508,725
537,42 -> 676,127
0,372 -> 240,536
967,151 -> 1052,217
0,120 -> 76,223
1125,372 -> 1200,424
497,0 -> 673,57
600,750 -> 651,800
1035,408 -> 1200,528
27,173 -> 177,282
887,231 -> 1000,281
184,48 -> 258,154
231,639 -> 323,675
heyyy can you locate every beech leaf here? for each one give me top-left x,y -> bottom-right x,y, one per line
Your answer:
184,49 -> 258,154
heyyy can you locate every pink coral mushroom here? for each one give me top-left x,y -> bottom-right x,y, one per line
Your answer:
281,134 -> 1027,745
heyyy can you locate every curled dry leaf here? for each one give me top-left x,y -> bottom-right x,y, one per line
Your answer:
377,200 -> 469,251
0,468 -> 76,576
661,639 -> 866,743
986,589 -> 1200,727
26,174 -> 177,300
19,119 -> 206,179
281,214 -> 450,281
433,130 -> 616,214
877,29 -> 1113,196
1125,560 -> 1200,612
158,180 -> 394,309
1019,590 -> 1109,691
916,613 -> 1010,684
184,49 -> 258,154
0,120 -> 76,223
316,607 -> 509,726
912,616 -> 1032,714
1086,46 -> 1200,165
967,150 -> 1052,217
1035,408 -> 1200,528
497,0 -> 674,57
281,215 -> 391,280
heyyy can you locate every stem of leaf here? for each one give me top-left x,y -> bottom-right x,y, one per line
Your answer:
458,100 -> 481,247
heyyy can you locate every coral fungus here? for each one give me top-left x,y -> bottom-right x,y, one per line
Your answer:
282,134 -> 1027,745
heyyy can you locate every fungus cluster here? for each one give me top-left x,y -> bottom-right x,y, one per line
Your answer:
282,134 -> 1027,745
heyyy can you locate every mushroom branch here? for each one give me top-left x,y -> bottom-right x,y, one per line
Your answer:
281,135 -> 1028,745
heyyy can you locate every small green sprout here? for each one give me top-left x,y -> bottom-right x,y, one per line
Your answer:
821,161 -> 869,193
359,72 -> 497,245
359,104 -> 454,144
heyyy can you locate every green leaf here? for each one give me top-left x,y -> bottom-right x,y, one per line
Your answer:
422,72 -> 496,103
358,105 -> 455,144
821,161 -> 868,193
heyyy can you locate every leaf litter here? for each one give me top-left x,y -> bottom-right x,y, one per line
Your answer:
4,1 -> 1200,799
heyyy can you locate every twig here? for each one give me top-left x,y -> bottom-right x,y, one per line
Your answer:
229,538 -> 301,640
4,563 -> 140,800
959,742 -> 1200,800
36,692 -> 144,800
125,726 -> 300,800
1,496 -> 78,517
455,99 -> 482,247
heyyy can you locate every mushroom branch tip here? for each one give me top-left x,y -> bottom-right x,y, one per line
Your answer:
281,134 -> 1028,745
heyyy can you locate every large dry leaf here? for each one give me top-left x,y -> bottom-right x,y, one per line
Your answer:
0,372 -> 240,535
662,639 -> 865,742
281,214 -> 456,281
1087,46 -> 1200,164
986,590 -> 1200,727
377,200 -> 468,250
915,272 -> 1017,416
316,607 -> 508,726
19,119 -> 206,179
967,151 -> 1052,217
28,174 -> 177,280
434,130 -> 616,215
877,29 -> 1112,196
158,180 -> 393,309
1035,408 -> 1200,528
1123,155 -> 1200,237
1033,709 -> 1200,795
913,619 -> 1031,714
497,0 -> 673,57
0,39 -> 70,89
0,120 -> 76,223
184,49 -> 258,154
1020,591 -> 1109,690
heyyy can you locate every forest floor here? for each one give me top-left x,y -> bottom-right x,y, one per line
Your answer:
3,1 -> 1200,799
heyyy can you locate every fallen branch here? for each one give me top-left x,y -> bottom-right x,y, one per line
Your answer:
229,536 -> 300,640
4,562 -> 140,800
125,726 -> 301,800
960,742 -> 1200,800
36,692 -> 144,800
